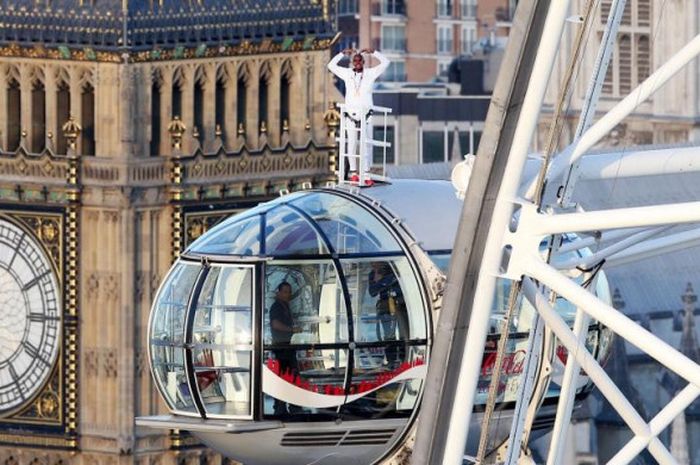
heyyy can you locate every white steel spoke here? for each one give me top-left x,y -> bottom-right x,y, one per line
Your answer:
555,227 -> 647,254
440,1 -> 575,462
553,225 -> 670,270
545,307 -> 590,465
525,260 -> 700,389
609,385 -> 700,464
534,201 -> 700,235
521,279 -> 677,465
606,227 -> 700,268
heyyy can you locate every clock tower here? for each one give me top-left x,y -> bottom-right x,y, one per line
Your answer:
0,1 -> 339,465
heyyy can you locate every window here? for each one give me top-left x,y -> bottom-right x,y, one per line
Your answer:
380,61 -> 406,82
150,82 -> 161,156
192,265 -> 254,418
381,25 -> 406,52
422,130 -> 445,163
437,25 -> 453,54
437,60 -> 451,77
6,79 -> 20,152
436,0 -> 452,17
215,77 -> 226,139
56,82 -> 70,155
599,0 -> 652,98
194,80 -> 204,144
31,81 -> 46,153
338,0 -> 358,15
81,83 -> 95,156
382,0 -> 405,15
373,125 -> 395,165
460,0 -> 476,18
236,75 -> 246,132
461,24 -> 477,54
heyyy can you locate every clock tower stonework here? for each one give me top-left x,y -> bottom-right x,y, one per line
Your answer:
0,1 -> 340,465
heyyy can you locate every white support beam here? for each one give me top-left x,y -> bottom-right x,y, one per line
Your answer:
441,1 -> 574,462
578,146 -> 700,181
525,261 -> 700,390
553,226 -> 669,270
521,278 -> 679,465
606,227 -> 700,267
534,202 -> 700,235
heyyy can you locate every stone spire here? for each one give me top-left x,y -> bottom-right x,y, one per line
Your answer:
596,289 -> 647,424
669,283 -> 699,462
679,283 -> 700,364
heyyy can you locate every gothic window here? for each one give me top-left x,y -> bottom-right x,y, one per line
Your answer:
237,72 -> 247,133
194,79 -> 204,144
280,62 -> 292,135
215,75 -> 226,139
618,34 -> 632,95
151,80 -> 161,156
258,63 -> 271,132
172,73 -> 183,119
31,80 -> 46,153
81,83 -> 95,156
637,34 -> 650,83
599,0 -> 652,98
56,81 -> 70,155
6,78 -> 21,152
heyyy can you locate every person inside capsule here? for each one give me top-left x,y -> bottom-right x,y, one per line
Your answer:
369,261 -> 409,368
269,281 -> 300,415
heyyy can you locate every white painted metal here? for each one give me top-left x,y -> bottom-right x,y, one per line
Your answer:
606,227 -> 700,267
440,1 -> 574,463
559,0 -> 628,206
335,103 -> 392,187
533,201 -> 700,235
552,225 -> 669,270
555,227 -> 646,254
545,307 -> 590,465
577,145 -> 700,181
440,4 -> 700,465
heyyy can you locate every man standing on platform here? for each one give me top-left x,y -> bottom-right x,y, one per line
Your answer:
328,48 -> 390,185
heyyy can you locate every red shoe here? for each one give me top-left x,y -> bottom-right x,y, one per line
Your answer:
349,173 -> 360,183
364,178 -> 374,187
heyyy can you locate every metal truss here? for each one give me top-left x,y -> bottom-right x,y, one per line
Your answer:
436,0 -> 700,464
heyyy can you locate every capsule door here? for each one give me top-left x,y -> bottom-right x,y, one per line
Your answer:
187,262 -> 258,420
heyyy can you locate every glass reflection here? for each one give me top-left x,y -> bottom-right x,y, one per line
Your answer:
342,258 -> 426,346
343,345 -> 426,420
150,262 -> 200,413
187,216 -> 260,255
290,193 -> 401,254
264,206 -> 329,256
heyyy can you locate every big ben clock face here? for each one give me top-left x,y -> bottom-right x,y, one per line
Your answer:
0,218 -> 60,415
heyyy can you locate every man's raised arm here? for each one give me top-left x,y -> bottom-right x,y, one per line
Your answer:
327,49 -> 351,78
372,50 -> 390,77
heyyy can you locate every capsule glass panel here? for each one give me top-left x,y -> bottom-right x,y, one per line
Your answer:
188,216 -> 261,256
264,206 -> 329,256
149,262 -> 201,413
290,193 -> 402,254
191,265 -> 255,418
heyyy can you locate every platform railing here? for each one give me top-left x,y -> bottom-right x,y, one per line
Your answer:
336,103 -> 392,186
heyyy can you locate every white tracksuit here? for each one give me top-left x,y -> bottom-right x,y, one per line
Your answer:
327,51 -> 390,173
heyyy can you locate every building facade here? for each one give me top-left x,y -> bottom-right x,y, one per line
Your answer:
336,0 -> 480,82
0,2 -> 340,465
539,0 -> 700,148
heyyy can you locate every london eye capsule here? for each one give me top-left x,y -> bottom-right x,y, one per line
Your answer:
137,180 -> 612,464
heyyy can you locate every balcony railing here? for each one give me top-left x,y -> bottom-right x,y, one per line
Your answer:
374,37 -> 406,53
